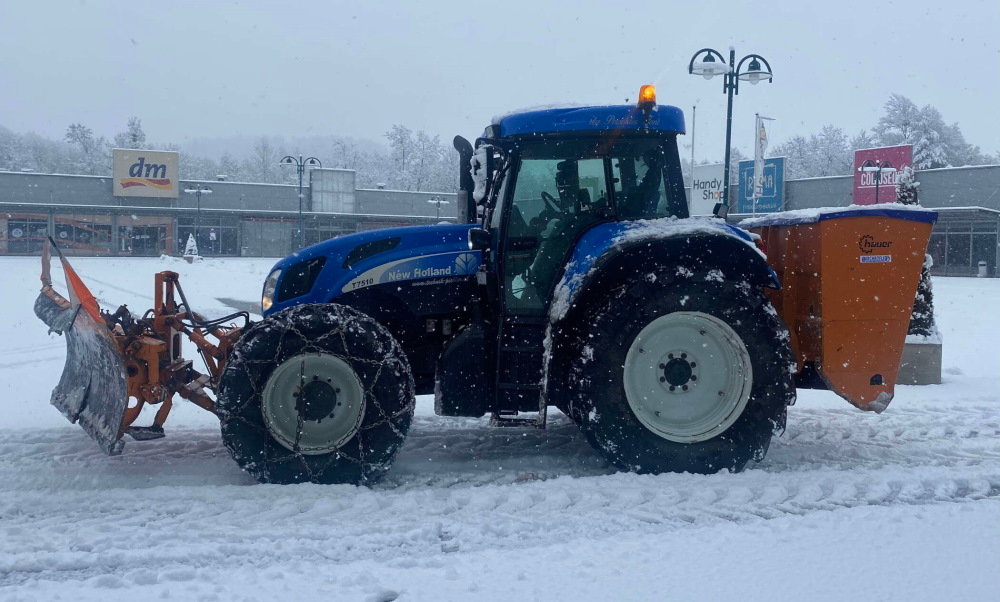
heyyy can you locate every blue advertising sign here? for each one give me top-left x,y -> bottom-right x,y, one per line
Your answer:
737,157 -> 785,214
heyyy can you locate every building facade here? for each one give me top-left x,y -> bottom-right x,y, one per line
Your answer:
0,168 -> 457,257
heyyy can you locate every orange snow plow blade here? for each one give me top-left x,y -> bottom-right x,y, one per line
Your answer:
34,239 -> 129,454
34,239 -> 247,455
746,206 -> 937,412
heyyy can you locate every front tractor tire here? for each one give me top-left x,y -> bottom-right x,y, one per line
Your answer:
563,277 -> 793,475
217,304 -> 415,485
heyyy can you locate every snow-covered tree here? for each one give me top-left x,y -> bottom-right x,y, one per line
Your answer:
909,253 -> 938,338
873,95 -> 921,146
770,126 -> 851,179
64,124 -> 94,154
3,122 -> 460,190
409,131 -> 439,191
896,165 -> 919,205
183,233 -> 199,259
113,117 -> 146,149
1,129 -> 70,173
909,110 -> 947,169
940,122 -> 994,167
384,125 -> 454,191
385,125 -> 414,190
0,126 -> 25,170
64,123 -> 110,175
727,147 -> 747,184
218,153 -> 241,181
243,137 -> 284,184
329,138 -> 364,170
850,129 -> 878,152
895,167 -> 937,338
770,135 -> 811,179
874,94 -> 976,169
180,151 -> 219,181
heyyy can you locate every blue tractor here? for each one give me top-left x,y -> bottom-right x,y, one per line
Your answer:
215,87 -> 796,483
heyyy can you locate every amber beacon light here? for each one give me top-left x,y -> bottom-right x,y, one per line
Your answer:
638,84 -> 657,107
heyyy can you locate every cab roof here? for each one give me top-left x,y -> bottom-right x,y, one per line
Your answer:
493,104 -> 685,138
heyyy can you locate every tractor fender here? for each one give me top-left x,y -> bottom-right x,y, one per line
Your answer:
549,217 -> 779,326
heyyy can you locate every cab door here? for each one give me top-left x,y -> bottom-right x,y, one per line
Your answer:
490,145 -> 611,416
497,151 -> 611,315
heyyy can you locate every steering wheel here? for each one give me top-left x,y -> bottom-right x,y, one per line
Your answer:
540,191 -> 560,214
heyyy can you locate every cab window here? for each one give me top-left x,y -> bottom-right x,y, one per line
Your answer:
503,148 -> 609,313
612,142 -> 670,219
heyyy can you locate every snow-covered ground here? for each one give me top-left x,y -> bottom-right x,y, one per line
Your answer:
1,256 -> 998,601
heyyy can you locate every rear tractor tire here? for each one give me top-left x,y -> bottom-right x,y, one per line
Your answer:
217,304 -> 415,485
562,277 -> 794,474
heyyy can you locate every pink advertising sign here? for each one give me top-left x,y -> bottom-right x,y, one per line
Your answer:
852,145 -> 912,205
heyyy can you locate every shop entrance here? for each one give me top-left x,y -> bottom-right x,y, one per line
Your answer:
120,226 -> 168,256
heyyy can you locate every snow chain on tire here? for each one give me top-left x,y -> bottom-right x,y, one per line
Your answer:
217,304 -> 415,485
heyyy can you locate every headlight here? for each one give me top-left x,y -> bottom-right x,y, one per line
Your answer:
262,269 -> 281,312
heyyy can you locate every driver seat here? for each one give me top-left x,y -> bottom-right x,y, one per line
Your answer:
555,160 -> 581,210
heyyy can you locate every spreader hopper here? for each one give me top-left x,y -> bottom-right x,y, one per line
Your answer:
745,205 -> 937,412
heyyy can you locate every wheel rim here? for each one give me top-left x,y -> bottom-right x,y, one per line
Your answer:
261,353 -> 365,455
623,311 -> 752,443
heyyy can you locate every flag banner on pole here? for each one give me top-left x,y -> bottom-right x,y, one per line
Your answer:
753,116 -> 772,202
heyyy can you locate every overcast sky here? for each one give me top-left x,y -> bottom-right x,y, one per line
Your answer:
2,0 -> 998,162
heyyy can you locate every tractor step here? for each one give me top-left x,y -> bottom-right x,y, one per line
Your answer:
495,315 -> 547,415
126,425 -> 165,441
490,412 -> 545,429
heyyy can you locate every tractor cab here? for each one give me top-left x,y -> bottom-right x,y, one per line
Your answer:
460,89 -> 689,317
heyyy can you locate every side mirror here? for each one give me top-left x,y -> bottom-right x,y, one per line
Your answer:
468,227 -> 490,251
471,144 -> 497,205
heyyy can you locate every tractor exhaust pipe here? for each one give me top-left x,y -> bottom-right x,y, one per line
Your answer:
453,135 -> 476,224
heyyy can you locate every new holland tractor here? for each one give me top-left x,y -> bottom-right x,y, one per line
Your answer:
35,85 -> 936,484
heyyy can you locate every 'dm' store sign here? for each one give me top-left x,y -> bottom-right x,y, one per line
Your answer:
112,149 -> 179,198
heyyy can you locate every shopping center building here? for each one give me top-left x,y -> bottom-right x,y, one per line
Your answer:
0,164 -> 456,258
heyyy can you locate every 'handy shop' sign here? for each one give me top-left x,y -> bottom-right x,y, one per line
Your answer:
689,163 -> 724,216
113,149 -> 179,198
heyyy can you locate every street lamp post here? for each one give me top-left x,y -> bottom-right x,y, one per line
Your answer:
428,197 -> 450,220
279,154 -> 322,250
182,184 -> 212,253
858,159 -> 897,204
688,47 -> 773,217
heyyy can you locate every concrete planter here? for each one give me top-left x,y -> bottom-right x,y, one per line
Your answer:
897,341 -> 942,385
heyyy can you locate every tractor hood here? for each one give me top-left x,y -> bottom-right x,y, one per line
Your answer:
264,223 -> 480,315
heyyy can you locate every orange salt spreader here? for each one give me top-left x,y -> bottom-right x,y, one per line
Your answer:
744,206 -> 937,413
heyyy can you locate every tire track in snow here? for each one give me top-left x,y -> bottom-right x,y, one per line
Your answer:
1,466 -> 998,587
2,402 -> 999,587
3,402 -> 999,491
